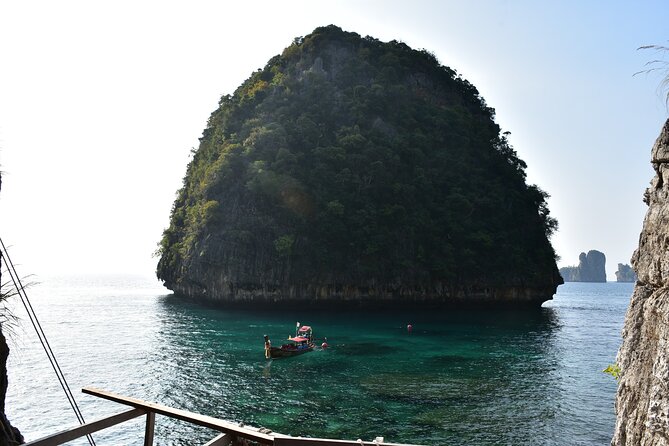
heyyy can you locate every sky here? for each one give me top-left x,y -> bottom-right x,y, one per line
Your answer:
0,0 -> 667,281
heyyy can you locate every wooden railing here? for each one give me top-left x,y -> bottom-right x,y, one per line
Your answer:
24,387 -> 424,446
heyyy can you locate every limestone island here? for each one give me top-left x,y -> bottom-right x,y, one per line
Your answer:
615,263 -> 636,282
156,25 -> 562,308
559,250 -> 607,282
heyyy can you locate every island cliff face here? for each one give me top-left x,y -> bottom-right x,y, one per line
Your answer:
613,119 -> 669,445
157,25 -> 562,307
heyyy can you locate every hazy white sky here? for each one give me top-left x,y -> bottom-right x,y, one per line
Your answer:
0,1 -> 667,280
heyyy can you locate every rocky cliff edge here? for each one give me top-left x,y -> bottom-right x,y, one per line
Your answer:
613,118 -> 669,445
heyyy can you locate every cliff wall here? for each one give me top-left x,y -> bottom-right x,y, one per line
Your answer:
613,119 -> 669,445
169,273 -> 558,308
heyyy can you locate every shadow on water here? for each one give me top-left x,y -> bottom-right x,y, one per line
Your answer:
148,294 -> 566,445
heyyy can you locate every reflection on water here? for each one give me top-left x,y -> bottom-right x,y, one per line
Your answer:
6,278 -> 629,445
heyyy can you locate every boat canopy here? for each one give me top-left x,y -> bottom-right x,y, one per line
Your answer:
298,326 -> 312,332
288,336 -> 309,342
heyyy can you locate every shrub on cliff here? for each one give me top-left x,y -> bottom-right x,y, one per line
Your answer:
157,25 -> 560,299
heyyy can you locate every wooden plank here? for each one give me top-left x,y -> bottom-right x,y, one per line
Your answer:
144,411 -> 155,446
25,408 -> 146,446
273,435 -> 424,446
203,433 -> 233,446
83,387 -> 274,444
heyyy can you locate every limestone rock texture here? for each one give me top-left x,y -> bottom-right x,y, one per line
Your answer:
613,118 -> 669,445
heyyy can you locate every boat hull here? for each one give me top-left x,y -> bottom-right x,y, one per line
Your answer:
269,344 -> 314,359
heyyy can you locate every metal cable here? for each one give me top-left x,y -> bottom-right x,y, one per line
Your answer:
0,237 -> 95,446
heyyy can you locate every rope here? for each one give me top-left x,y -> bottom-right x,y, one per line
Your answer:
0,237 -> 95,446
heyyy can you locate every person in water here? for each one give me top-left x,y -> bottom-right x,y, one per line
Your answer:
264,335 -> 271,359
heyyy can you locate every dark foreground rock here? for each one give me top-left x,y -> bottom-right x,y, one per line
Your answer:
0,331 -> 23,446
0,173 -> 24,444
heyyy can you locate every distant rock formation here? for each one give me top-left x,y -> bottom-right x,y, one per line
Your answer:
615,263 -> 636,283
558,266 -> 579,282
559,250 -> 607,282
578,250 -> 607,282
613,119 -> 669,444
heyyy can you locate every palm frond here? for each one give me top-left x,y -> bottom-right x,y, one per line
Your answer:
0,272 -> 37,342
636,43 -> 669,108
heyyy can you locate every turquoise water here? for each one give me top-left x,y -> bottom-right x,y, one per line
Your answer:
6,276 -> 631,445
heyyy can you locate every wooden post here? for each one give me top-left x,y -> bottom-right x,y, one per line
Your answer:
144,412 -> 155,446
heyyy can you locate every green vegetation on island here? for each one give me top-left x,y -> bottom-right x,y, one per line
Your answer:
156,25 -> 561,305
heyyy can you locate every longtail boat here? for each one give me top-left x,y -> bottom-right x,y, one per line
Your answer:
266,324 -> 315,359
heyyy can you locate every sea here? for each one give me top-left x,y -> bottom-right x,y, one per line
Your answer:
4,275 -> 631,446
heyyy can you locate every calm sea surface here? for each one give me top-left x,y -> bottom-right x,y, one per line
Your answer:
5,276 -> 631,445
